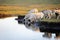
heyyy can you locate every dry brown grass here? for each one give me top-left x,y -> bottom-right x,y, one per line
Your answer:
0,4 -> 60,16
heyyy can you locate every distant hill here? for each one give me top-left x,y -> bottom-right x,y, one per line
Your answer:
0,0 -> 60,5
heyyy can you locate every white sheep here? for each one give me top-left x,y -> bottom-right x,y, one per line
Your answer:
42,10 -> 55,19
54,9 -> 60,19
23,8 -> 44,30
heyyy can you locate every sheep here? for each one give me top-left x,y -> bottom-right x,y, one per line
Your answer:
23,8 -> 44,30
42,10 -> 55,19
54,9 -> 60,19
24,9 -> 52,37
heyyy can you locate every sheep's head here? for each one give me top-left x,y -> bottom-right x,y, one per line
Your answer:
24,17 -> 39,31
23,8 -> 40,31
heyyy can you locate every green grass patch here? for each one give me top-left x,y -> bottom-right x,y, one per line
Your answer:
40,19 -> 60,22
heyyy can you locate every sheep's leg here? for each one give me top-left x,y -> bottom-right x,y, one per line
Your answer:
43,32 -> 52,38
49,16 -> 51,19
57,15 -> 60,19
45,15 -> 48,19
48,14 -> 51,19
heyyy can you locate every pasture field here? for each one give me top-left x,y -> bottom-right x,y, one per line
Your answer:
0,4 -> 60,18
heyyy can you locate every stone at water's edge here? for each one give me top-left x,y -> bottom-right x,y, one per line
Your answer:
39,21 -> 60,33
15,15 -> 25,24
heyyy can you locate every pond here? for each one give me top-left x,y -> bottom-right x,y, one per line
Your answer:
0,17 -> 60,40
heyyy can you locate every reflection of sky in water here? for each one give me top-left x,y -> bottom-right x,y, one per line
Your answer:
0,17 -> 59,40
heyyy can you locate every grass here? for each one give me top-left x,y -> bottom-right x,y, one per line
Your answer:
40,19 -> 60,22
0,4 -> 60,18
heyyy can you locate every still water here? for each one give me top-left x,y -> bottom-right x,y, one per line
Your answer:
0,17 -> 60,40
